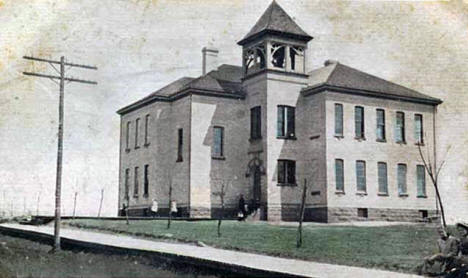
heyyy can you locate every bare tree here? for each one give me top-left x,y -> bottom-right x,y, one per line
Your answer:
98,188 -> 104,218
417,142 -> 450,228
297,179 -> 308,248
212,177 -> 234,237
167,169 -> 174,230
36,192 -> 41,216
124,195 -> 130,225
72,192 -> 78,220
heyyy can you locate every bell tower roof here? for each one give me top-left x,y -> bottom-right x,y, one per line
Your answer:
238,1 -> 312,46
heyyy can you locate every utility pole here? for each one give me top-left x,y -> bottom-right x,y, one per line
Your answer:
23,55 -> 97,252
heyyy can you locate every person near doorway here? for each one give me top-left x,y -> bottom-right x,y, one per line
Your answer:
238,194 -> 246,221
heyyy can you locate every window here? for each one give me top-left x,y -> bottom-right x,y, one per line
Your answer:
244,44 -> 266,74
135,118 -> 140,148
357,208 -> 368,218
417,165 -> 426,197
289,46 -> 304,72
125,121 -> 131,151
124,168 -> 130,198
395,112 -> 405,143
397,164 -> 407,196
415,114 -> 423,144
355,106 -> 365,139
377,162 -> 388,195
277,105 -> 295,139
133,166 -> 139,197
177,128 -> 183,162
271,43 -> 285,69
356,160 -> 366,192
144,114 -> 150,146
376,109 -> 386,141
144,164 -> 149,197
335,104 -> 343,137
335,159 -> 344,192
250,106 -> 261,140
213,126 -> 224,158
278,160 -> 296,185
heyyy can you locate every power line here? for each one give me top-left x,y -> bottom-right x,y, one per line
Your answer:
22,55 -> 97,252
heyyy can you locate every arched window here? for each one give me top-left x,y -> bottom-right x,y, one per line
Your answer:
244,44 -> 266,74
271,43 -> 285,69
244,49 -> 255,74
289,46 -> 304,72
255,45 -> 266,69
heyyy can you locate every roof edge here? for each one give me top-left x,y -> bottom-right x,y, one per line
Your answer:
117,88 -> 245,115
237,29 -> 313,46
301,84 -> 443,106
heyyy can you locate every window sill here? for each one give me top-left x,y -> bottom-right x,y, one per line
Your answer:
378,192 -> 389,196
335,190 -> 345,195
311,191 -> 321,196
176,158 -> 183,163
334,135 -> 344,139
276,136 -> 297,140
135,146 -> 140,150
417,195 -> 427,198
125,148 -> 131,153
415,142 -> 425,146
212,156 -> 226,160
399,193 -> 409,197
277,183 -> 297,187
133,195 -> 139,198
144,143 -> 150,148
310,135 -> 321,140
356,191 -> 367,196
249,137 -> 262,142
396,141 -> 407,145
354,136 -> 366,141
376,139 -> 387,143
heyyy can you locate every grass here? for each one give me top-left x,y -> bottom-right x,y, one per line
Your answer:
0,232 -> 218,278
64,219 -> 442,274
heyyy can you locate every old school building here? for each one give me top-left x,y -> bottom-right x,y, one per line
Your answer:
117,1 -> 442,222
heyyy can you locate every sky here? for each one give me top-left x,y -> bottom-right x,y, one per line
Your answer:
0,0 -> 467,221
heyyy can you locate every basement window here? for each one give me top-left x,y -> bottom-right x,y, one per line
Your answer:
357,208 -> 368,218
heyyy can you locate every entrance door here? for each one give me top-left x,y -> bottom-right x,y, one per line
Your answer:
253,166 -> 261,207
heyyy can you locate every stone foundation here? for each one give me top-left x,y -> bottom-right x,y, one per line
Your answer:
327,207 -> 438,223
119,205 -> 436,223
189,206 -> 211,218
120,206 -> 189,217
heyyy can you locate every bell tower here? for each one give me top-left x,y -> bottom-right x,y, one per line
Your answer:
237,1 -> 313,78
238,1 -> 314,221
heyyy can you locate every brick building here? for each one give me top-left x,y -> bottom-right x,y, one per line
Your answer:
117,1 -> 442,222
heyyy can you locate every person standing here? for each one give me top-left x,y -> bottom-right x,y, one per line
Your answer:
170,200 -> 178,217
150,198 -> 158,217
238,194 -> 246,221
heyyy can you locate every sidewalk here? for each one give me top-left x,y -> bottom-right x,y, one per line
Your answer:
0,223 -> 424,278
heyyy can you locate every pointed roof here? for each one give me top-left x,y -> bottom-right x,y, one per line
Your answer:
238,1 -> 312,45
303,61 -> 442,105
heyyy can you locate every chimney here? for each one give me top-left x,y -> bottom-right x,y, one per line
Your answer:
324,59 -> 338,66
202,47 -> 219,75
